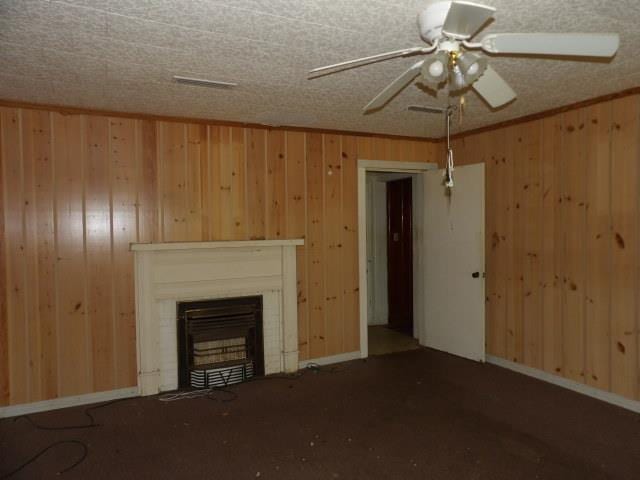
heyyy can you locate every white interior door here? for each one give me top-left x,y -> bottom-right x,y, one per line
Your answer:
422,163 -> 485,362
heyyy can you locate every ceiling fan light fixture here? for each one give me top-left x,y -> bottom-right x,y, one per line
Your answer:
449,64 -> 467,90
457,52 -> 488,85
309,2 -> 620,113
428,60 -> 445,77
421,51 -> 449,87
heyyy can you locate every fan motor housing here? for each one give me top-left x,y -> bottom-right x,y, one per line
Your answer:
418,1 -> 452,44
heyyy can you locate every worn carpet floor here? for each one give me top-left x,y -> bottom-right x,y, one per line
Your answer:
1,348 -> 639,479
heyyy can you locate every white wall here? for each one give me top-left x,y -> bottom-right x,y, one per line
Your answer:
366,175 -> 389,325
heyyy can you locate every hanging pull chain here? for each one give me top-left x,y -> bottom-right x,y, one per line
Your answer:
445,147 -> 454,188
444,106 -> 454,188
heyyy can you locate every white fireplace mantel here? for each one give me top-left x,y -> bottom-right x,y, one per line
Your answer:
131,239 -> 303,396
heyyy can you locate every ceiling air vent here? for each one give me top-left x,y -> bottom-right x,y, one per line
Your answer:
172,75 -> 237,89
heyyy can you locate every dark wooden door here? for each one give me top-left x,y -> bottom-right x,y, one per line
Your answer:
386,178 -> 413,333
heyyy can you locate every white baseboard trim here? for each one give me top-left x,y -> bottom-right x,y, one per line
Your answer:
486,355 -> 640,414
299,351 -> 361,368
0,387 -> 139,419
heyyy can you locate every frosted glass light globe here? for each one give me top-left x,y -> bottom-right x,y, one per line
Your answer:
428,60 -> 444,77
467,63 -> 479,76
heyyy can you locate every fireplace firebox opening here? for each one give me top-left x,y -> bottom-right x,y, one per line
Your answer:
177,296 -> 264,389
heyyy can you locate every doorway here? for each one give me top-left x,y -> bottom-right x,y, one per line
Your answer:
387,177 -> 413,334
358,159 -> 486,363
365,172 -> 417,356
358,160 -> 436,359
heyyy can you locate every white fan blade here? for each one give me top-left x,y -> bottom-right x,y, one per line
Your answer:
472,65 -> 516,108
442,1 -> 496,40
481,33 -> 619,57
363,60 -> 424,112
309,46 -> 432,76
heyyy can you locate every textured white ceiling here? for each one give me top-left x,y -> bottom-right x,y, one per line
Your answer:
1,0 -> 639,137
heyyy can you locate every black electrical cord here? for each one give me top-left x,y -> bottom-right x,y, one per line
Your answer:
0,439 -> 88,479
248,362 -> 347,381
159,362 -> 347,402
206,387 -> 239,403
1,398 -> 135,478
3,363 -> 347,477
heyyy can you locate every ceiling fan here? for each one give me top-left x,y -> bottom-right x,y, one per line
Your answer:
308,1 -> 620,112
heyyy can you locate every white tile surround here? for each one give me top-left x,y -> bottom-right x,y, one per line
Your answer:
131,240 -> 303,396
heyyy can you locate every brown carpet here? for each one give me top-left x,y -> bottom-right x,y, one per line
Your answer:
1,348 -> 639,480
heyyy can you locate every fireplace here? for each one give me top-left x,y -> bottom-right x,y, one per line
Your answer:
131,239 -> 302,396
177,296 -> 264,389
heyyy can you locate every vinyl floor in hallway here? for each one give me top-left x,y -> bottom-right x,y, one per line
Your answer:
368,325 -> 419,356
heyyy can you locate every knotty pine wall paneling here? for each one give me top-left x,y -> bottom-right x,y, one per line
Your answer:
85,115 -> 114,393
584,102 -> 612,391
111,118 -> 138,389
341,135 -> 360,354
137,120 -> 159,244
3,108 -> 28,404
562,108 -> 588,383
54,112 -> 90,398
540,114 -> 564,377
485,128 -> 508,359
306,133 -> 325,359
266,130 -> 286,240
520,122 -> 543,370
505,124 -> 523,364
609,97 -> 639,400
5,98 -> 636,407
246,128 -> 267,241
324,134 -> 344,356
284,132 -> 308,359
0,105 -> 438,406
452,93 -> 640,402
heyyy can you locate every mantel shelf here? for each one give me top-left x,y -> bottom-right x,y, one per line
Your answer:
130,239 -> 304,252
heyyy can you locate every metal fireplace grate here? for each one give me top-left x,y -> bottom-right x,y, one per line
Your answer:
190,362 -> 254,388
177,296 -> 263,389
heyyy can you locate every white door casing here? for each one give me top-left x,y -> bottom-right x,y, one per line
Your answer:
366,176 -> 389,326
422,163 -> 485,362
366,176 -> 376,325
357,160 -> 438,359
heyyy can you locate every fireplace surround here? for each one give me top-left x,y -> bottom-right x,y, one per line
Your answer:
131,240 -> 303,396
